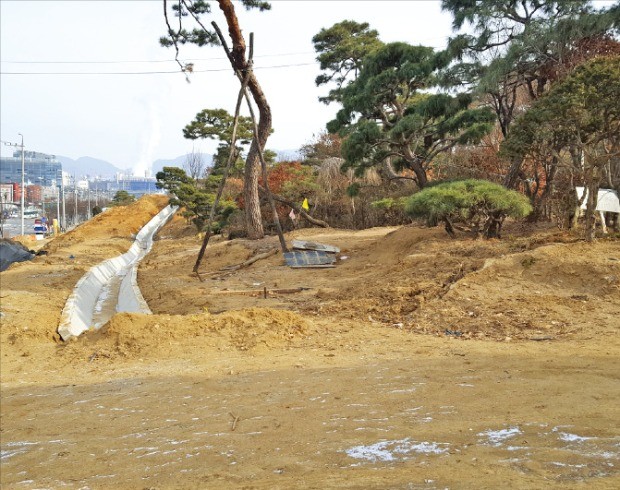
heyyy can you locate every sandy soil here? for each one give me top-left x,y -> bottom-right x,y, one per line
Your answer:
1,195 -> 619,489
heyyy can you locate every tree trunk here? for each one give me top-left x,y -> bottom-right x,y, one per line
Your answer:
443,217 -> 456,238
503,155 -> 524,189
381,157 -> 414,185
412,164 -> 428,189
218,0 -> 268,239
584,174 -> 598,242
484,213 -> 504,239
244,139 -> 266,239
610,212 -> 620,232
402,148 -> 428,188
243,72 -> 272,239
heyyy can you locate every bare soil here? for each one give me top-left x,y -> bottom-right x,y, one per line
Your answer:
1,195 -> 619,489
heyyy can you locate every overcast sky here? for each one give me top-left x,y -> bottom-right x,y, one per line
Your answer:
1,0 -> 454,175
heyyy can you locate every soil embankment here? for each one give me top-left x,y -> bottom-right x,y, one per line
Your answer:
1,196 -> 619,488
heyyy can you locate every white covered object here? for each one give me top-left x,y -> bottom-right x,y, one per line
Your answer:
575,187 -> 620,213
57,205 -> 177,341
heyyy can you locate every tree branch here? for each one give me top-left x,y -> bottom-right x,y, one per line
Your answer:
259,186 -> 330,228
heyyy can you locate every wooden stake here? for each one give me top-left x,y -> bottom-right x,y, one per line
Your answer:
211,23 -> 288,254
192,53 -> 251,273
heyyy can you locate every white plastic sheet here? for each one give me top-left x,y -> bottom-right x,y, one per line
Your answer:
58,205 -> 177,341
575,187 -> 620,213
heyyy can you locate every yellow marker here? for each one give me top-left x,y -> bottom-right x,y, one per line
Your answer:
301,198 -> 310,211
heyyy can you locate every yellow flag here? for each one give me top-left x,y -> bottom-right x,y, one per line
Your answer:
301,198 -> 310,211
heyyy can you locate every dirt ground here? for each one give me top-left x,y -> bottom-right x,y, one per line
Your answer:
1,195 -> 619,489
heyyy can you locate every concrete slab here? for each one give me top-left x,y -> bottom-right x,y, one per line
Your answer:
291,239 -> 340,254
284,250 -> 336,268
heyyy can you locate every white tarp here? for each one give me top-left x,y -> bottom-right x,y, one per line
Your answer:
575,187 -> 620,213
57,205 -> 177,341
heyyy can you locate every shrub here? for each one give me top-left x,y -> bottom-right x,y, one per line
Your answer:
156,166 -> 237,232
405,179 -> 532,238
111,190 -> 136,206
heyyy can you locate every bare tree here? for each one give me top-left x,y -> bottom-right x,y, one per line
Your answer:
183,147 -> 206,181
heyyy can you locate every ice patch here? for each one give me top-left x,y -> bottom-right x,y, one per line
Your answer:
345,438 -> 449,463
3,441 -> 39,447
551,462 -> 587,468
1,449 -> 26,461
389,388 -> 417,393
558,432 -> 594,443
478,427 -> 521,446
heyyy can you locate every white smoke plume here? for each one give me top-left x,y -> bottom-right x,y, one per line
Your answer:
134,102 -> 161,177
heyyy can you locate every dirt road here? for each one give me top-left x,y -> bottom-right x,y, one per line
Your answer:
1,196 -> 619,488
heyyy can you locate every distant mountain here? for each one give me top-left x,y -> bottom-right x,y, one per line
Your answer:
151,149 -> 301,173
55,150 -> 300,180
57,155 -> 122,179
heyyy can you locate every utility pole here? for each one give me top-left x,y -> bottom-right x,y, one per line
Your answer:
74,174 -> 78,225
56,181 -> 60,228
19,134 -> 25,236
87,184 -> 91,218
1,134 -> 25,235
61,174 -> 66,231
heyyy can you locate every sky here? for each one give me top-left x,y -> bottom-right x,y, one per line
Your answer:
1,0 -> 454,176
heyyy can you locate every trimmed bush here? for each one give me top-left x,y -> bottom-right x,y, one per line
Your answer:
405,179 -> 532,238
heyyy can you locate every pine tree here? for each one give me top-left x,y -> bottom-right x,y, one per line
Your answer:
328,43 -> 494,189
441,0 -> 620,187
312,20 -> 383,104
160,0 -> 272,239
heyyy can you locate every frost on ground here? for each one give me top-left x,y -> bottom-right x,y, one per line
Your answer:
345,438 -> 450,463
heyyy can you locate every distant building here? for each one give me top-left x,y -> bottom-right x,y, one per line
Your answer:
42,185 -> 58,200
0,184 -> 14,203
0,150 -> 63,189
81,175 -> 159,198
114,176 -> 159,197
25,185 -> 43,203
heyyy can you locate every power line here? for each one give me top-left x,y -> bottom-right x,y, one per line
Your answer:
0,51 -> 317,65
0,61 -> 318,75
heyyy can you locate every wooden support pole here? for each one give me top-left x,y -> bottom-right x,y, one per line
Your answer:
211,23 -> 288,254
192,66 -> 250,274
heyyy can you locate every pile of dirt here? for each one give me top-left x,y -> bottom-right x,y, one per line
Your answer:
291,226 -> 495,322
45,194 -> 167,253
2,208 -> 617,369
61,308 -> 311,361
414,240 -> 620,340
136,220 -> 619,344
156,211 -> 201,239
0,195 -> 169,348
